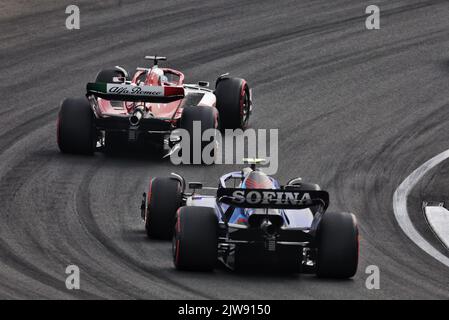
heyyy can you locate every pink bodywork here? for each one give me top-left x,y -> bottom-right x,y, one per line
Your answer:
96,68 -> 188,122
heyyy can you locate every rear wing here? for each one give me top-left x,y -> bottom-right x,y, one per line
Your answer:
86,82 -> 184,103
217,188 -> 329,210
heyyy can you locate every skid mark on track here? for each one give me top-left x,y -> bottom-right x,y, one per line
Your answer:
0,152 -> 101,299
74,164 -> 215,299
321,100 -> 449,297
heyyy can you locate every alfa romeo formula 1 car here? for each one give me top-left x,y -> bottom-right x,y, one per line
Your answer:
140,159 -> 359,278
57,55 -> 252,158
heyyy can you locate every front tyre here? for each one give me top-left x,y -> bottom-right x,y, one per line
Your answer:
316,212 -> 359,278
173,206 -> 218,271
57,97 -> 96,155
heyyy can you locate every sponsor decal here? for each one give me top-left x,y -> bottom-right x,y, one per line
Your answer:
216,188 -> 329,209
106,84 -> 163,96
231,190 -> 312,206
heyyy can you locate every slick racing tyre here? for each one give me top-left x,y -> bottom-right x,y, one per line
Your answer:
215,77 -> 250,129
173,206 -> 218,271
145,177 -> 182,239
57,97 -> 96,155
179,106 -> 217,165
316,212 -> 359,278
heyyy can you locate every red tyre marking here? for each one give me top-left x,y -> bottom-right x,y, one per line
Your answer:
214,108 -> 219,128
175,209 -> 181,265
175,240 -> 180,266
239,80 -> 247,124
147,178 -> 154,203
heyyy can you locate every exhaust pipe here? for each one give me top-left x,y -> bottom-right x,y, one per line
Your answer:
130,106 -> 145,126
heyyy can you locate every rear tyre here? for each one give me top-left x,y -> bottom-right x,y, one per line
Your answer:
215,77 -> 250,129
179,106 -> 217,165
57,97 -> 96,155
95,68 -> 129,83
145,177 -> 182,240
316,212 -> 359,278
173,206 -> 218,271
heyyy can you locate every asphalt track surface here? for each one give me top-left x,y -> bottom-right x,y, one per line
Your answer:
1,0 -> 449,299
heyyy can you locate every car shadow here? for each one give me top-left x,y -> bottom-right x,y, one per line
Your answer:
121,228 -> 355,283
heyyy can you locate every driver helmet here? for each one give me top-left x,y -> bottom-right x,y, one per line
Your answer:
242,170 -> 274,189
148,67 -> 167,85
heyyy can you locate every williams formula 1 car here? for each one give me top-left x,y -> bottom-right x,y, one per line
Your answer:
57,55 -> 252,158
141,159 -> 359,278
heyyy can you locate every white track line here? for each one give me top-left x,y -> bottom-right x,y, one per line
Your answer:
393,150 -> 449,268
